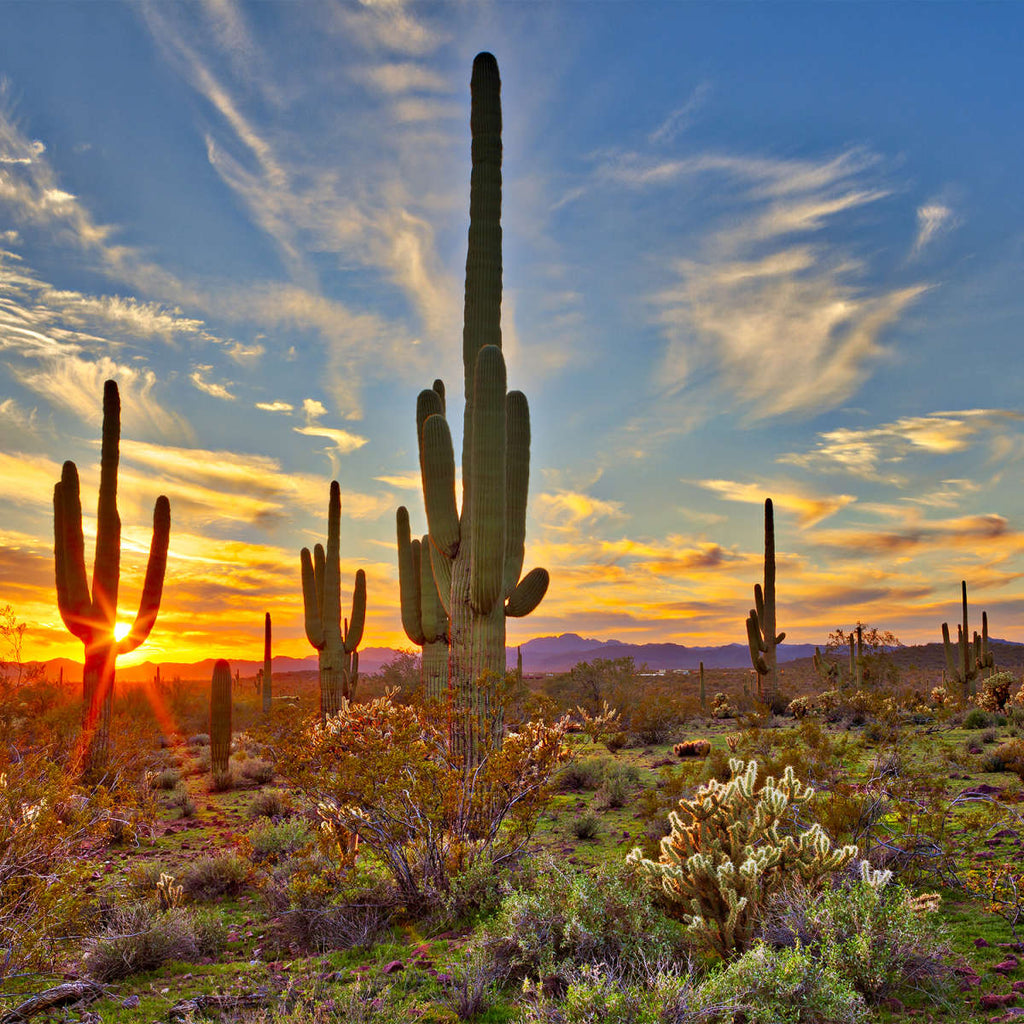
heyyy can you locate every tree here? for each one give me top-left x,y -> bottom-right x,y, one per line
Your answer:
827,623 -> 902,688
0,605 -> 43,693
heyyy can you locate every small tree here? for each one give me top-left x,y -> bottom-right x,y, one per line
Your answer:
628,758 -> 856,958
828,623 -> 901,688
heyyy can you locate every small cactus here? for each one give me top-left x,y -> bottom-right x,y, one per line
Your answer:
210,659 -> 232,775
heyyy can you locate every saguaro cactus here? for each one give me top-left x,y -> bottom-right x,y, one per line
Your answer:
262,612 -> 272,713
415,53 -> 549,764
301,481 -> 365,721
746,498 -> 785,708
53,379 -> 170,776
941,580 -> 980,700
396,506 -> 449,701
699,660 -> 706,712
210,659 -> 232,775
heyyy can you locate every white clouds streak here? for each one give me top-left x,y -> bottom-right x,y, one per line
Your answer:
912,203 -> 956,256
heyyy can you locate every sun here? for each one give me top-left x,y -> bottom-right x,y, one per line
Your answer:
114,622 -> 131,642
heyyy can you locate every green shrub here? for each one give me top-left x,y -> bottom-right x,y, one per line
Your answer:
557,758 -> 606,792
240,758 -> 275,785
482,861 -> 684,981
695,942 -> 868,1023
150,767 -> 180,790
963,708 -> 993,730
571,810 -> 601,840
182,852 -> 250,900
243,818 -> 313,865
83,903 -> 226,981
166,786 -> 196,818
125,861 -> 163,897
247,788 -> 294,819
980,738 -> 1024,775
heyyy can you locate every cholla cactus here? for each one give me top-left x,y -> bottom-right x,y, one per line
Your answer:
627,758 -> 856,958
155,872 -> 184,910
787,695 -> 813,719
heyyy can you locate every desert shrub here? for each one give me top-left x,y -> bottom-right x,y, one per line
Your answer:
150,767 -> 180,790
125,861 -> 164,897
440,941 -> 502,1022
0,756 -> 103,980
242,818 -> 313,866
571,810 -> 601,840
630,692 -> 684,744
209,766 -> 236,792
593,765 -> 638,811
483,860 -> 685,981
798,872 -> 952,1002
557,757 -> 605,792
240,757 -> 275,785
248,787 -> 294,819
187,732 -> 210,747
575,700 -> 623,747
980,738 -> 1024,775
277,694 -> 569,906
83,902 -> 225,981
181,852 -> 250,900
674,739 -> 711,758
167,786 -> 196,818
694,942 -> 868,1023
963,708 -> 993,730
628,759 -> 857,958
604,731 -> 628,754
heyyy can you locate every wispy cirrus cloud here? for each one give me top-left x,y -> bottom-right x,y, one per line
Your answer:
912,202 -> 956,257
189,365 -> 236,401
778,409 -> 1024,480
695,479 -> 856,528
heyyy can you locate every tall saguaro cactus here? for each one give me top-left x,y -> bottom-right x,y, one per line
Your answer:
396,506 -> 449,701
210,659 -> 232,775
416,53 -> 549,764
941,580 -> 979,700
301,481 -> 365,722
53,380 -> 170,776
262,612 -> 272,713
746,498 -> 785,708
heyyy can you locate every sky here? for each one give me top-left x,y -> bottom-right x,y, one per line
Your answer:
1,1 -> 1023,665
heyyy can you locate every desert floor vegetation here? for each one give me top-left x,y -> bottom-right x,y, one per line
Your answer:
5,662 -> 1024,1024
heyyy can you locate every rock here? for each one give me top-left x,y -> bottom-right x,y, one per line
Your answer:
977,938 -> 993,948
995,957 -> 1021,975
382,960 -> 404,975
980,993 -> 1017,1009
121,995 -> 141,1008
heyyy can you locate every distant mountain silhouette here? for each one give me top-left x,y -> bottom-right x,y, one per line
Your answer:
26,635 -> 1024,683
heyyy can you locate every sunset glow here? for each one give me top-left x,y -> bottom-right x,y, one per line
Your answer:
2,4 -> 1024,667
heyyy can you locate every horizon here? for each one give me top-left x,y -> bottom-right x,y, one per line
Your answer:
3,4 -> 1024,666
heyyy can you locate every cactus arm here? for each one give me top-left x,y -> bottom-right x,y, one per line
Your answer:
300,547 -> 325,649
421,415 -> 460,557
746,612 -> 768,675
91,379 -> 121,631
503,390 -> 529,599
397,507 -> 426,644
941,622 -> 958,681
117,495 -> 171,654
54,467 -> 93,642
420,534 -> 447,643
417,388 -> 445,447
323,481 -> 342,641
344,569 -> 366,653
429,541 -> 453,618
313,544 -> 326,622
432,378 -> 445,412
506,566 -> 549,617
470,344 -> 507,614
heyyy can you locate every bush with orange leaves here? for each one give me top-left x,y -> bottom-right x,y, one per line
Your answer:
277,692 -> 570,907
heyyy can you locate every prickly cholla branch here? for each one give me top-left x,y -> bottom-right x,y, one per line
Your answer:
54,379 -> 170,777
627,758 -> 856,958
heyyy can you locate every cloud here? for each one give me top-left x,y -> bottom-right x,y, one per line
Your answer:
303,398 -> 328,421
912,203 -> 956,256
359,61 -> 449,94
779,409 -> 1024,479
0,396 -> 37,434
696,479 -> 856,527
649,81 -> 712,145
255,400 -> 294,413
189,365 -> 236,400
293,424 -> 369,456
374,471 -> 422,491
533,490 -> 629,532
332,1 -> 446,56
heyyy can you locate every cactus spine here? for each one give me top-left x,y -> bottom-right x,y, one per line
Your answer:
746,498 -> 784,707
262,612 -> 272,713
301,481 -> 365,722
53,379 -> 170,777
396,505 -> 449,701
210,659 -> 232,774
941,580 -> 978,701
416,53 -> 549,765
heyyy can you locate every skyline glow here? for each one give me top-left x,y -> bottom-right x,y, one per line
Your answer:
2,3 -> 1023,665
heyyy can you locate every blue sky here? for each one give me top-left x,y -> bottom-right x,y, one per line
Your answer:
1,1 -> 1022,662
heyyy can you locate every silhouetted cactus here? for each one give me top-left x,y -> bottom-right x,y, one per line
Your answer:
210,659 -> 232,774
53,379 -> 170,777
746,499 -> 785,707
941,580 -> 978,701
699,660 -> 706,712
415,53 -> 548,765
396,506 -> 448,701
301,481 -> 365,721
262,612 -> 272,713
